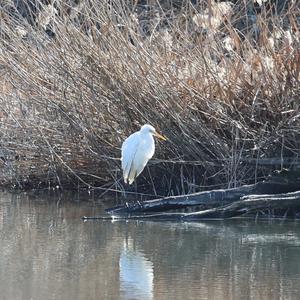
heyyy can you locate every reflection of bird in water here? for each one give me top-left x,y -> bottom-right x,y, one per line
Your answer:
119,238 -> 154,300
121,124 -> 166,185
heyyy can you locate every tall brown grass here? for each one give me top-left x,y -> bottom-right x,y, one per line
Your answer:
0,0 -> 299,196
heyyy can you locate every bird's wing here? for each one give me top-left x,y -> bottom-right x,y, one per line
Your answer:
127,136 -> 155,184
121,132 -> 140,182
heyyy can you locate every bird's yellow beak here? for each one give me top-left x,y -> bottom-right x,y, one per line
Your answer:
154,132 -> 167,141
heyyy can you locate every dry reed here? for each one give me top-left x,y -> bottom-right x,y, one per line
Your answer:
0,0 -> 299,196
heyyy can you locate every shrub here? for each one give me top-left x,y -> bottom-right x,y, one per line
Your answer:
0,0 -> 299,195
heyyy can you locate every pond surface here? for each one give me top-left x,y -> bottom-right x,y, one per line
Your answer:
1,191 -> 300,300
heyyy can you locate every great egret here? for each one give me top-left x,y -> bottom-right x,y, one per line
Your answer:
121,124 -> 166,184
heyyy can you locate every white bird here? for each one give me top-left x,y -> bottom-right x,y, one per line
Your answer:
121,124 -> 166,185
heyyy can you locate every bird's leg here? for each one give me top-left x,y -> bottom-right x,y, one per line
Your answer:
147,166 -> 157,196
121,189 -> 127,199
134,180 -> 138,201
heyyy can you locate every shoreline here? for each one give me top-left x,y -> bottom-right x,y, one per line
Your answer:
0,0 -> 299,193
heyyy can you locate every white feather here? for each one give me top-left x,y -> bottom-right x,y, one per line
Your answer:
121,132 -> 140,184
121,125 -> 157,184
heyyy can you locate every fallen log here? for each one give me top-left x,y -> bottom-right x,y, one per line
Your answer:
106,172 -> 300,216
183,190 -> 300,220
99,190 -> 300,221
99,170 -> 300,220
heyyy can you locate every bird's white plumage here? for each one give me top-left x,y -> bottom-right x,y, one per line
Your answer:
121,124 -> 159,184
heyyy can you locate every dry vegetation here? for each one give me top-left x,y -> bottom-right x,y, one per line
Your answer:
0,0 -> 299,196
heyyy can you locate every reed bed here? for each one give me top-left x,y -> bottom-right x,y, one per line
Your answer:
0,0 -> 299,195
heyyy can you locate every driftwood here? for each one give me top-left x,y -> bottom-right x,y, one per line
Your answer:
106,177 -> 299,215
98,191 -> 300,221
104,171 -> 300,220
182,191 -> 300,220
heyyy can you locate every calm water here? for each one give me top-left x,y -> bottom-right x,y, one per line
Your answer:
1,191 -> 300,300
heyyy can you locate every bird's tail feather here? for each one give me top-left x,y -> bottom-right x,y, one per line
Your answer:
127,163 -> 138,185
